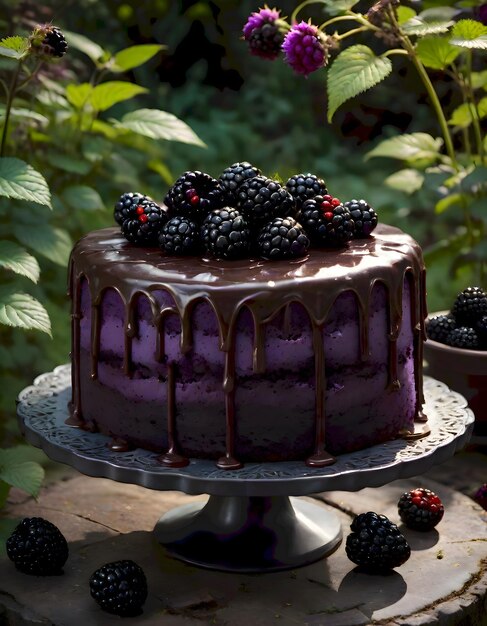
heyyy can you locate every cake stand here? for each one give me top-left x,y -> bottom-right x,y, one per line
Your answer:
17,365 -> 474,573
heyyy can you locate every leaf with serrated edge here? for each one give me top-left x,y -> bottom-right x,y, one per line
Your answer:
0,462 -> 44,498
450,19 -> 487,49
13,224 -> 72,266
385,169 -> 424,194
112,44 -> 165,72
327,46 -> 392,122
0,36 -> 29,59
0,241 -> 40,282
0,289 -> 51,335
66,83 -> 93,109
402,17 -> 454,36
62,185 -> 104,211
365,133 -> 443,161
0,158 -> 51,208
0,446 -> 47,466
90,82 -> 147,112
117,109 -> 206,146
416,36 -> 460,70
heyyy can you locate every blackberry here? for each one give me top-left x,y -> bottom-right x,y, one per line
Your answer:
300,194 -> 355,247
6,517 -> 68,575
473,484 -> 487,511
345,512 -> 411,572
476,315 -> 487,349
120,199 -> 167,246
426,314 -> 456,344
257,216 -> 310,260
201,208 -> 250,259
164,171 -> 223,221
30,25 -> 68,59
282,22 -> 328,76
285,173 -> 328,209
344,199 -> 378,237
451,286 -> 487,326
114,192 -> 154,226
243,8 -> 285,60
446,326 -> 479,350
398,487 -> 444,531
89,560 -> 147,616
219,162 -> 261,206
237,176 -> 296,226
159,215 -> 200,255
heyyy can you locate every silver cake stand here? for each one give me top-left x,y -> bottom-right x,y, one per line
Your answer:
17,365 -> 474,573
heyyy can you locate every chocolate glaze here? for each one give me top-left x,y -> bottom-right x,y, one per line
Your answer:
68,225 -> 427,469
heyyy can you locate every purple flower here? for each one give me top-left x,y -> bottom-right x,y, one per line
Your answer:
282,22 -> 326,77
243,6 -> 285,60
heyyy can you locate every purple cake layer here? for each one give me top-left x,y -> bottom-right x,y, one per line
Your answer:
68,225 -> 427,468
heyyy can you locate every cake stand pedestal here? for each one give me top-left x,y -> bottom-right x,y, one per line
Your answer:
17,365 -> 474,573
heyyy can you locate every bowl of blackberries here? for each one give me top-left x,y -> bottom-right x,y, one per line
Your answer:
425,286 -> 487,438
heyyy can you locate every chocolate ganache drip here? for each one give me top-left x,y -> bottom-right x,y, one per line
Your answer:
68,225 -> 427,469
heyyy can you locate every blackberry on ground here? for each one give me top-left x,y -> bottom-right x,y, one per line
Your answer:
201,208 -> 250,259
476,315 -> 487,349
398,487 -> 444,531
164,171 -> 223,221
120,199 -> 167,246
285,173 -> 328,209
219,162 -> 261,206
237,176 -> 296,226
6,517 -> 68,575
257,216 -> 310,260
159,215 -> 200,255
426,314 -> 456,345
30,25 -> 68,58
345,512 -> 410,572
451,286 -> 487,326
344,199 -> 378,237
89,560 -> 147,616
446,326 -> 479,350
300,194 -> 355,247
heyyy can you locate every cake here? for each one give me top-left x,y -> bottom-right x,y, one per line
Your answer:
67,216 -> 427,470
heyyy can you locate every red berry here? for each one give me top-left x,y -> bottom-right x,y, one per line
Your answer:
138,213 -> 148,223
324,211 -> 334,220
398,487 -> 444,531
136,205 -> 144,215
331,198 -> 341,207
190,195 -> 200,206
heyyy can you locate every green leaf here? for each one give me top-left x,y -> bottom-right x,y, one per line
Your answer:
384,169 -> 424,194
112,44 -> 165,72
0,36 -> 29,60
0,446 -> 47,466
62,30 -> 105,62
0,518 -> 19,553
0,288 -> 51,335
460,165 -> 487,191
471,70 -> 487,90
0,462 -> 44,498
62,185 -> 104,211
402,17 -> 454,36
423,228 -> 470,265
397,7 -> 417,25
420,8 -> 457,21
435,192 -> 466,214
326,46 -> 392,122
116,108 -> 206,146
0,158 -> 51,208
46,153 -> 92,175
66,83 -> 93,109
321,0 -> 359,15
450,19 -> 487,49
416,36 -> 460,70
13,224 -> 72,266
365,133 -> 443,163
0,241 -> 40,282
89,82 -> 147,112
0,106 -> 49,125
148,159 -> 173,185
448,97 -> 487,128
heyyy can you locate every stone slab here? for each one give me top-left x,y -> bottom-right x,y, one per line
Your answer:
0,468 -> 486,626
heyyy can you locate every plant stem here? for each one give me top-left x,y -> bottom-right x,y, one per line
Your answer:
335,26 -> 368,40
291,0 -> 321,23
319,14 -> 366,30
382,49 -> 409,57
465,50 -> 484,162
1,61 -> 22,157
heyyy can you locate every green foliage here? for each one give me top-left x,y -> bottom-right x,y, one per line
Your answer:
0,446 -> 45,508
450,19 -> 487,49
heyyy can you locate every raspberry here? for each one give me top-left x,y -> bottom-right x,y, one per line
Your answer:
344,199 -> 378,237
201,208 -> 250,259
300,194 -> 355,247
219,162 -> 261,206
282,22 -> 328,76
89,560 -> 147,616
285,173 -> 328,209
426,314 -> 456,344
398,487 -> 444,531
452,286 -> 487,326
237,176 -> 296,226
165,171 -> 223,221
446,326 -> 479,350
476,315 -> 487,349
119,198 -> 167,245
243,7 -> 286,60
6,517 -> 68,575
30,24 -> 68,58
345,512 -> 410,572
159,215 -> 200,255
257,216 -> 310,260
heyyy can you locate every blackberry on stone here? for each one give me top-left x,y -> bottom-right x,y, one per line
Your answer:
446,326 -> 479,350
451,286 -> 487,326
237,176 -> 296,226
285,173 -> 328,209
476,315 -> 487,349
300,194 -> 355,247
164,171 -> 223,221
345,512 -> 411,572
159,215 -> 200,255
426,314 -> 456,345
30,25 -> 68,59
89,560 -> 147,616
257,216 -> 310,260
6,517 -> 68,575
219,162 -> 261,206
120,199 -> 167,246
398,487 -> 444,531
201,208 -> 250,259
344,199 -> 378,237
